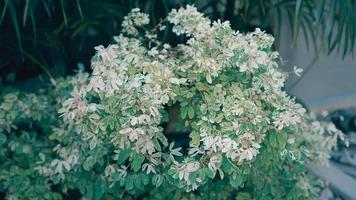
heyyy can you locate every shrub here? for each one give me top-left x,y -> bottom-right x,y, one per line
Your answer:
0,5 -> 344,200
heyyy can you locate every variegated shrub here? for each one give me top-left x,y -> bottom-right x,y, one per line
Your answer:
0,6 -> 344,200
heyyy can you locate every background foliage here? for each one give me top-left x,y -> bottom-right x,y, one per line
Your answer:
1,0 -> 356,87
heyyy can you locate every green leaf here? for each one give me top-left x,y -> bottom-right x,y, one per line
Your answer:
153,138 -> 162,151
180,106 -> 187,119
276,132 -> 288,149
222,156 -> 233,173
196,82 -> 207,91
235,192 -> 252,200
295,163 -> 305,173
117,149 -> 131,165
205,168 -> 215,179
0,133 -> 7,144
199,168 -> 206,181
269,131 -> 277,148
188,172 -> 197,183
191,131 -> 200,146
125,175 -> 134,190
152,174 -> 163,187
83,156 -> 96,171
168,167 -> 176,176
141,174 -> 149,185
132,154 -> 144,172
188,106 -> 195,119
134,174 -> 144,189
157,132 -> 168,147
93,178 -> 105,200
230,174 -> 243,188
85,183 -> 93,199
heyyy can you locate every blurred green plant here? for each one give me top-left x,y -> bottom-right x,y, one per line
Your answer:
1,0 -> 355,84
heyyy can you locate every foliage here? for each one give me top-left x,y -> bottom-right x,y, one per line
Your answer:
0,90 -> 60,199
1,0 -> 356,85
0,5 -> 346,200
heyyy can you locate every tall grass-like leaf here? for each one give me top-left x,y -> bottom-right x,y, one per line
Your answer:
29,6 -> 36,48
325,0 -> 336,50
304,15 -> 319,55
0,0 -> 9,26
328,2 -> 347,54
76,0 -> 84,21
300,19 -> 310,50
60,0 -> 68,27
285,7 -> 295,43
21,48 -> 53,80
8,1 -> 23,56
315,0 -> 326,24
70,22 -> 87,38
350,3 -> 356,53
23,0 -> 29,27
343,24 -> 349,58
275,6 -> 282,43
41,0 -> 52,18
292,0 -> 302,42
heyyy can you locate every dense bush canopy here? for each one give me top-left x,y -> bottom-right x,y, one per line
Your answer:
0,6 -> 345,200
